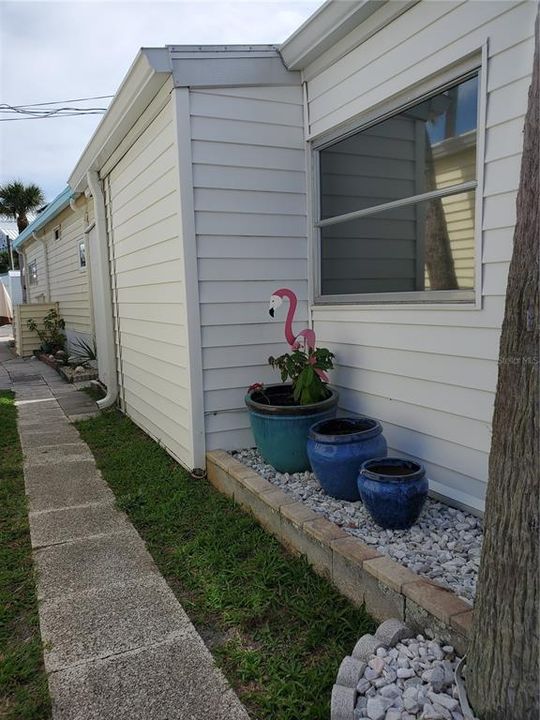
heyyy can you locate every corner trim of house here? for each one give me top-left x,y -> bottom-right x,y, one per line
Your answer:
206,449 -> 474,654
173,87 -> 206,470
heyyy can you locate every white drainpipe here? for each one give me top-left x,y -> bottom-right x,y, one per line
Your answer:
86,170 -> 118,410
33,231 -> 51,301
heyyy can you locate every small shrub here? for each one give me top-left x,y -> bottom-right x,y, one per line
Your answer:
26,308 -> 65,353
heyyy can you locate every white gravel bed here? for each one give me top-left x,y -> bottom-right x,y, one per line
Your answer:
357,636 -> 464,720
231,449 -> 482,602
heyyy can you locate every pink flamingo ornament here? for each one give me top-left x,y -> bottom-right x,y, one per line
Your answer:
268,288 -> 329,382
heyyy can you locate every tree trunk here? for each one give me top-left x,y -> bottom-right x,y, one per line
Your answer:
17,213 -> 29,234
467,17 -> 539,719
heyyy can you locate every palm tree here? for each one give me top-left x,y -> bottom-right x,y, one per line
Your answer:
0,181 -> 45,234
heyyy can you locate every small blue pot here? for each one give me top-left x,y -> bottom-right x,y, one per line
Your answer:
307,417 -> 387,501
358,457 -> 428,530
245,384 -> 338,473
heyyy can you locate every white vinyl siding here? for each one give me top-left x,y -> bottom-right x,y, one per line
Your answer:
304,0 -> 535,512
24,240 -> 46,301
189,85 -> 308,451
103,90 -> 193,469
47,204 -> 94,335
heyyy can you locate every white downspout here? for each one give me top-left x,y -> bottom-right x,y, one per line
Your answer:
86,170 -> 118,410
33,231 -> 51,302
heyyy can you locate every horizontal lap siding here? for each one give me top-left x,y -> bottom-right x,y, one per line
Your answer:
305,0 -> 535,512
104,93 -> 193,468
189,86 -> 307,451
47,204 -> 93,335
24,239 -> 47,302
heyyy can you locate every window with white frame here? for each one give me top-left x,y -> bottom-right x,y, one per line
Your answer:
53,226 -> 61,241
28,259 -> 38,285
315,71 -> 479,303
78,239 -> 87,270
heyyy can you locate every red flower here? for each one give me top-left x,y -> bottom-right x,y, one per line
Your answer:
248,382 -> 264,393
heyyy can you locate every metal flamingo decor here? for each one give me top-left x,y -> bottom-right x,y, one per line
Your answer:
268,288 -> 329,381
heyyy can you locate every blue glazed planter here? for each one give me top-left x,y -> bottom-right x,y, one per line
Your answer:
307,417 -> 387,501
358,457 -> 428,530
245,384 -> 338,473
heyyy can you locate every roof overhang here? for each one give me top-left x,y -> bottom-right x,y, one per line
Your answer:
69,48 -> 171,193
13,187 -> 74,251
280,0 -> 420,73
280,0 -> 386,70
168,45 -> 300,87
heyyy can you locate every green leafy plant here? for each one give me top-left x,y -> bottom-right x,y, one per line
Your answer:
69,336 -> 97,367
26,308 -> 65,353
268,346 -> 335,404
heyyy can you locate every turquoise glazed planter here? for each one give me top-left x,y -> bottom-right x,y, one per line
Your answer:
307,417 -> 387,501
245,384 -> 338,473
358,457 -> 428,530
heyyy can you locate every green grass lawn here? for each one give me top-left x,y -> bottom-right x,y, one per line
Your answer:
0,391 -> 51,720
77,410 -> 374,720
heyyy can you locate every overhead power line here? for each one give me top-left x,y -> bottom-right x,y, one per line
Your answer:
0,94 -> 114,122
6,94 -> 114,108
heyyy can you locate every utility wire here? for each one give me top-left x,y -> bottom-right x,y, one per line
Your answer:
0,94 -> 114,121
6,94 -> 114,108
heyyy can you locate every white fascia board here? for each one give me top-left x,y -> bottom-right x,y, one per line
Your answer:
69,48 -> 171,193
169,45 -> 300,88
280,0 -> 387,70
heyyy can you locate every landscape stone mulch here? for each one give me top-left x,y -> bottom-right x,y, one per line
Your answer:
332,619 -> 470,720
232,449 -> 483,602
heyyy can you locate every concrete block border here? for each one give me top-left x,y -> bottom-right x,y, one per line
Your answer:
206,451 -> 473,654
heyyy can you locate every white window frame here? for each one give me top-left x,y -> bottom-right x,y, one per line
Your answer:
310,51 -> 487,308
77,238 -> 87,271
53,225 -> 61,241
28,259 -> 38,286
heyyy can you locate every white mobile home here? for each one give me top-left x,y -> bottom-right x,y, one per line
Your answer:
13,188 -> 95,353
66,0 -> 536,513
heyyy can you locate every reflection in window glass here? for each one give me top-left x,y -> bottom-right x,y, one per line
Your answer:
78,240 -> 87,269
320,191 -> 475,296
319,74 -> 478,221
29,260 -> 38,286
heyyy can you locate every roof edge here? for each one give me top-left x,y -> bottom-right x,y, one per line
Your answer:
68,48 -> 171,193
280,0 -> 386,70
13,187 -> 74,250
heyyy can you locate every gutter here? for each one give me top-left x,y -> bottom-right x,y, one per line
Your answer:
86,170 -> 118,410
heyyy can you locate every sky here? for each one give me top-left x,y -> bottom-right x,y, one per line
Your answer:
0,0 -> 323,233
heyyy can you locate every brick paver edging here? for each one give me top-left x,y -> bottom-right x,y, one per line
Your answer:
207,450 -> 474,655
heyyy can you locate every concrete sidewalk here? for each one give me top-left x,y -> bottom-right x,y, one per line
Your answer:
1,327 -> 249,720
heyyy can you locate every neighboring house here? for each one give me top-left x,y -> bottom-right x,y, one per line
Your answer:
58,0 -> 534,513
13,188 -> 95,352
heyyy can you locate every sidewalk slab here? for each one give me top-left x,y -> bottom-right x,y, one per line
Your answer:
39,577 -> 193,672
24,444 -> 95,466
25,464 -> 113,512
34,531 -> 160,600
20,427 -> 82,448
48,637 -> 250,720
28,501 -> 130,548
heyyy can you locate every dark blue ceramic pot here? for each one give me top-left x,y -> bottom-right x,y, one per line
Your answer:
358,457 -> 428,529
307,417 -> 387,501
